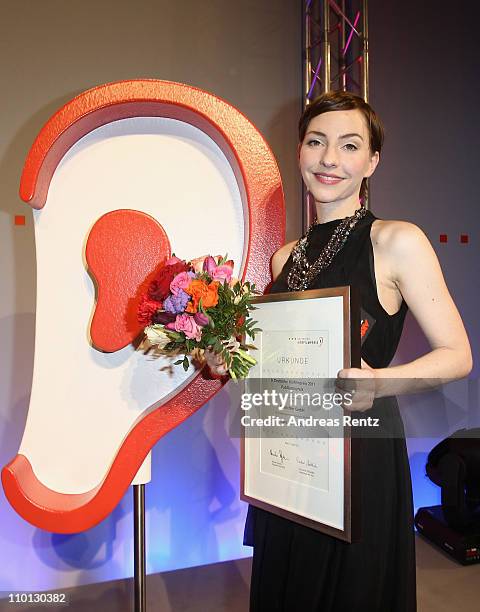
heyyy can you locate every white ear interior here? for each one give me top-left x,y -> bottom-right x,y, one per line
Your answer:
19,117 -> 244,493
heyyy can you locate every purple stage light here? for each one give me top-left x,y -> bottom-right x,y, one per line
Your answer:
307,57 -> 322,100
342,11 -> 361,57
329,0 -> 360,36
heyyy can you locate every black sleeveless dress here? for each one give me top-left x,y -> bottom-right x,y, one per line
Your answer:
245,209 -> 417,612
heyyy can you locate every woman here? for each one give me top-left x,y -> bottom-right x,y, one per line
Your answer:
209,91 -> 472,610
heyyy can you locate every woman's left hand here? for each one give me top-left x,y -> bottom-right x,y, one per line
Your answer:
336,359 -> 377,412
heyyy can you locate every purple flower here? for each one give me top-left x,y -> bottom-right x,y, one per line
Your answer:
194,312 -> 209,327
164,289 -> 190,314
152,311 -> 176,325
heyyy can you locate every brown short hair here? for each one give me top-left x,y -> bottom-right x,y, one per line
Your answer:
299,91 -> 384,200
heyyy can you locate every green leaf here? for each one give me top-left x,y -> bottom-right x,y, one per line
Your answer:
168,330 -> 184,341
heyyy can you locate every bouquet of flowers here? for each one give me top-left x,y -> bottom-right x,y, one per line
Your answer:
137,254 -> 260,379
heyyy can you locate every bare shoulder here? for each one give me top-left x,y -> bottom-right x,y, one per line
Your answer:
371,219 -> 433,258
371,219 -> 439,288
271,240 -> 298,281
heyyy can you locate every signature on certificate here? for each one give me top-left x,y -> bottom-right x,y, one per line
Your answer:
269,448 -> 288,464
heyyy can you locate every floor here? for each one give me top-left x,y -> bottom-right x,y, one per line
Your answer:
415,532 -> 480,611
1,534 -> 479,611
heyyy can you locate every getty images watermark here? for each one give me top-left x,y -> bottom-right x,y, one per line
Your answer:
240,388 -> 381,428
226,377 -> 480,439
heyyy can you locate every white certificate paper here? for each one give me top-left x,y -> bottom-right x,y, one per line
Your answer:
259,330 -> 330,378
258,329 -> 330,491
241,287 -> 359,542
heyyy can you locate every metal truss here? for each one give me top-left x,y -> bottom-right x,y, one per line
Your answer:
303,0 -> 369,103
301,0 -> 370,224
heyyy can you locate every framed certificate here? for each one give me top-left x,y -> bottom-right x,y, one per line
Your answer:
240,286 -> 361,542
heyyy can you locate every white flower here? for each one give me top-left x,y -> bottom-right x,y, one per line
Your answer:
145,325 -> 171,349
223,337 -> 240,352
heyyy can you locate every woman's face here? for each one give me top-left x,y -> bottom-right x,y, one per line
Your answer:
299,109 -> 379,206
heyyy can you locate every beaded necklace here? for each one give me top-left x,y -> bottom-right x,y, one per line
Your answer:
286,206 -> 368,292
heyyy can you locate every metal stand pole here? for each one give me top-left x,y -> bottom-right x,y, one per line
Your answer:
134,484 -> 146,612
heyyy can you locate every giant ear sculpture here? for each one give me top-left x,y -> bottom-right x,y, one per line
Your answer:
2,80 -> 285,533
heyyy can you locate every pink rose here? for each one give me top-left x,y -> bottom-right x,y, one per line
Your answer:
203,255 -> 218,276
211,264 -> 233,283
203,255 -> 234,283
166,313 -> 202,341
170,271 -> 195,295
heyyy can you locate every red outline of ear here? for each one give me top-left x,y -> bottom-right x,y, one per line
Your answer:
2,80 -> 285,533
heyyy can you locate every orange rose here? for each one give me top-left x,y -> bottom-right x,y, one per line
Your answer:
203,281 -> 219,308
186,279 -> 207,297
185,279 -> 219,312
185,280 -> 207,312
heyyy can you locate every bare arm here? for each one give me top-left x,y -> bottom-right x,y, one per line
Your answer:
379,222 -> 471,379
341,222 -> 473,402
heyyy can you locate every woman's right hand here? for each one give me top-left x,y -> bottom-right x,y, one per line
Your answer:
204,347 -> 229,377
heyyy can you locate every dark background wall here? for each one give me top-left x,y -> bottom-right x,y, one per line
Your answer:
370,0 -> 479,367
369,0 -> 479,511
